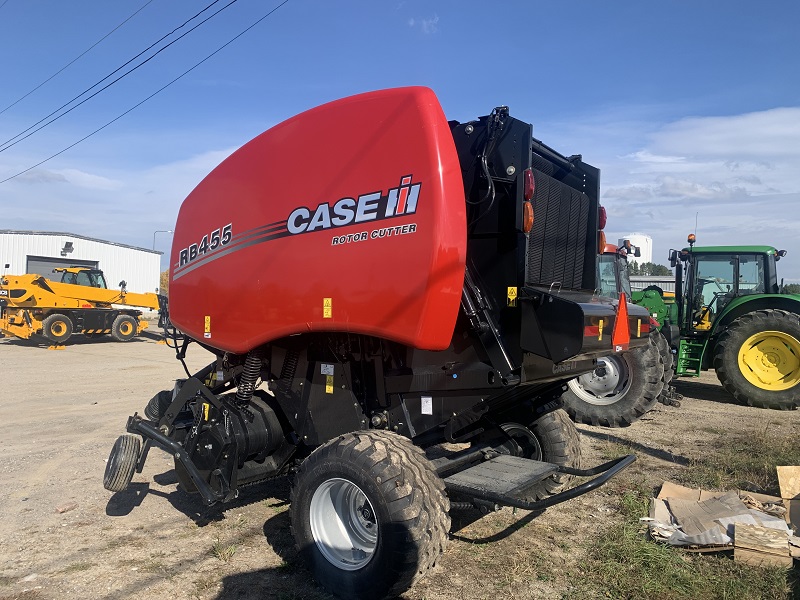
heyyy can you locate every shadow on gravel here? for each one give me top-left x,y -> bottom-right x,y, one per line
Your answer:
579,429 -> 691,466
448,506 -> 542,543
104,469 -> 292,526
672,377 -> 737,405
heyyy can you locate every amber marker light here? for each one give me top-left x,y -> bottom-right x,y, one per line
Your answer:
523,201 -> 534,233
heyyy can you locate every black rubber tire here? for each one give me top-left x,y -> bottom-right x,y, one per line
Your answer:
111,314 -> 138,342
290,431 -> 450,600
144,390 -> 173,421
561,336 -> 663,427
104,434 -> 141,492
653,330 -> 676,405
653,330 -> 674,384
41,313 -> 73,344
713,309 -> 800,410
527,409 -> 582,500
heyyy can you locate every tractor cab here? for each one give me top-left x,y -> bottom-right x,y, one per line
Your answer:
54,267 -> 108,289
597,241 -> 638,301
670,235 -> 785,333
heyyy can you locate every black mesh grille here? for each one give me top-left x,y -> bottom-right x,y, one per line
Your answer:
525,168 -> 590,289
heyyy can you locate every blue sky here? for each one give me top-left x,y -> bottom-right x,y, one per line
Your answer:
1,1 -> 799,279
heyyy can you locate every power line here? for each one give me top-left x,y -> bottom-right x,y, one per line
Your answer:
0,0 -> 11,11
0,0 -> 291,185
0,0 -> 232,152
0,0 -> 156,116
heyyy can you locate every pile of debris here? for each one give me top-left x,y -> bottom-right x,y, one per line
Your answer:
643,467 -> 800,567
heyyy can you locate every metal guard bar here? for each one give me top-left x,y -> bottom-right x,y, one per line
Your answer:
466,453 -> 636,512
126,414 -> 224,506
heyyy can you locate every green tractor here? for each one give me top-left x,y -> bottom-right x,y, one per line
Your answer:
560,242 -> 670,427
647,235 -> 800,410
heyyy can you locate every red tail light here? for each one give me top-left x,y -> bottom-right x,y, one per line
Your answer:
524,168 -> 535,201
598,205 -> 607,230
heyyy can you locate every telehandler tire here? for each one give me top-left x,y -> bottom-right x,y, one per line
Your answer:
104,434 -> 141,492
111,314 -> 138,342
290,430 -> 449,600
561,335 -> 663,427
713,309 -> 800,410
42,313 -> 73,344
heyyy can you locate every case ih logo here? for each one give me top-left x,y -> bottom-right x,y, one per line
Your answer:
286,175 -> 421,235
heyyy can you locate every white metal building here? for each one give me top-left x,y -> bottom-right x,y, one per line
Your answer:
0,230 -> 161,295
618,233 -> 653,265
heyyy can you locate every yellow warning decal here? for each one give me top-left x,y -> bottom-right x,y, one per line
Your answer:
598,319 -> 604,341
323,297 -> 332,318
202,402 -> 210,421
637,319 -> 641,337
507,287 -> 518,307
325,374 -> 334,394
204,316 -> 211,332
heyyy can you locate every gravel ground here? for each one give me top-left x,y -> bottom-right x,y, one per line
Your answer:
1,334 -> 797,600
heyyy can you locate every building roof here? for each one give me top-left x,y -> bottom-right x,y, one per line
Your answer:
0,230 -> 161,255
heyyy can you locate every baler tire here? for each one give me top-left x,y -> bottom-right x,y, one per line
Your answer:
42,313 -> 73,344
713,309 -> 800,410
290,430 -> 449,600
144,390 -> 173,422
561,336 -> 663,427
104,434 -> 141,492
526,409 -> 582,500
111,314 -> 138,342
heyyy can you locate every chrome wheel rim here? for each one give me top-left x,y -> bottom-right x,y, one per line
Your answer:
309,478 -> 378,570
567,355 -> 632,406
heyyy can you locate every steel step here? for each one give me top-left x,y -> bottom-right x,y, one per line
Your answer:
443,454 -> 557,498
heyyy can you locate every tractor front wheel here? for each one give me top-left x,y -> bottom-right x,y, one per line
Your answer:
714,309 -> 800,410
560,336 -> 663,427
290,431 -> 450,600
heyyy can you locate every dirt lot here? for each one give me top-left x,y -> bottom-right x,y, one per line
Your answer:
1,335 -> 798,600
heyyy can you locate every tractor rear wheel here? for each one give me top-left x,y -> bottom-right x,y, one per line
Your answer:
653,330 -> 676,405
111,314 -> 138,342
290,431 -> 449,600
561,336 -> 663,427
42,313 -> 73,344
713,309 -> 800,410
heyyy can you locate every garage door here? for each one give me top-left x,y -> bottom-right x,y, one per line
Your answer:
26,256 -> 98,279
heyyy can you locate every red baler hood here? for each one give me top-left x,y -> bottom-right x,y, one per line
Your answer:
169,87 -> 467,353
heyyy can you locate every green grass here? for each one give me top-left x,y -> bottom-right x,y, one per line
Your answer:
210,537 -> 237,562
576,477 -> 799,599
680,427 -> 800,495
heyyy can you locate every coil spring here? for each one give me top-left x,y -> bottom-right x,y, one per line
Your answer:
235,348 -> 263,405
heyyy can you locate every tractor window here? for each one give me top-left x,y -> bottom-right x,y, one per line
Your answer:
737,255 -> 764,294
694,256 -> 734,305
597,254 -> 617,299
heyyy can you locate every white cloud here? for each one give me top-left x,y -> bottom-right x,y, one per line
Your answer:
421,15 -> 439,34
408,14 -> 439,34
582,106 -> 800,279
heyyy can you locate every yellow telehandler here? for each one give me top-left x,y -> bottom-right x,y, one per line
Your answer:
0,267 -> 166,344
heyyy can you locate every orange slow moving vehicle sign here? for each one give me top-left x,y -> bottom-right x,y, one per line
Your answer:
169,87 -> 467,354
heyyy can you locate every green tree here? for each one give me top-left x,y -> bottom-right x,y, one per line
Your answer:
628,261 -> 640,275
783,283 -> 800,294
159,270 -> 169,296
637,262 -> 672,276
